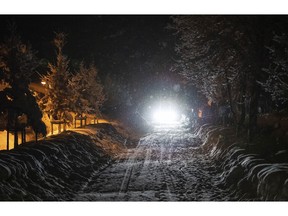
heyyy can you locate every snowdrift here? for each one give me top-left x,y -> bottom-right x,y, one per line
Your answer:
198,124 -> 288,200
0,123 -> 128,201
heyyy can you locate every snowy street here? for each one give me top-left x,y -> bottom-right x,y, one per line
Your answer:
74,124 -> 233,201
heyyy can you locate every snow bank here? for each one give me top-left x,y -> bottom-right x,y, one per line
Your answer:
198,124 -> 288,200
0,123 -> 129,200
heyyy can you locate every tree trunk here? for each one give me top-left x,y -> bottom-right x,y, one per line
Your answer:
224,70 -> 236,125
248,76 -> 260,142
14,111 -> 18,148
236,73 -> 247,135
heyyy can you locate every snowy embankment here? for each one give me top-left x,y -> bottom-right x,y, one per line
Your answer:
197,124 -> 288,200
0,123 -> 131,201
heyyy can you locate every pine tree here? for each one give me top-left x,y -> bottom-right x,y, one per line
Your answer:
69,62 -> 106,117
0,26 -> 38,89
0,26 -> 46,147
42,33 -> 72,120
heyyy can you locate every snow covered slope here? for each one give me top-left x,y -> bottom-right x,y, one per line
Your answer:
0,124 -> 128,200
198,124 -> 288,200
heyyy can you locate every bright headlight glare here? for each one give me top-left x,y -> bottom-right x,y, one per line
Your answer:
152,108 -> 178,124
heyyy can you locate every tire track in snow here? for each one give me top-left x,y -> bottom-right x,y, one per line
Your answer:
75,124 -> 235,201
118,139 -> 146,194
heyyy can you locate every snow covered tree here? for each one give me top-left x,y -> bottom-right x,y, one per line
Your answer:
170,17 -> 247,121
260,33 -> 288,106
69,62 -> 106,116
169,16 -> 274,139
0,27 -> 39,89
41,32 -> 72,120
0,27 -> 46,147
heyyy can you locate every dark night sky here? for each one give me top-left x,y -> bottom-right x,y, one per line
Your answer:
0,15 -> 175,77
0,15 -> 179,86
0,15 -> 184,121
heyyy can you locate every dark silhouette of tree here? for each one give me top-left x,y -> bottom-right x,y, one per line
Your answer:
170,16 -> 278,140
260,33 -> 288,107
0,26 -> 46,148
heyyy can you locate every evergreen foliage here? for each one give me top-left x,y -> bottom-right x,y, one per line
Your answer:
69,62 -> 106,116
41,33 -> 106,121
0,26 -> 46,140
41,33 -> 72,120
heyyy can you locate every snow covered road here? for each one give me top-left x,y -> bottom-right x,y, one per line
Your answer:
74,124 -> 233,201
